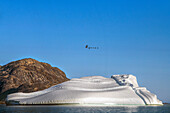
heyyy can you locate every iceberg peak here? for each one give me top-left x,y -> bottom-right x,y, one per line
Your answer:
111,74 -> 139,88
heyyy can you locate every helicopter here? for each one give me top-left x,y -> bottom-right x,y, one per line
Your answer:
85,45 -> 99,49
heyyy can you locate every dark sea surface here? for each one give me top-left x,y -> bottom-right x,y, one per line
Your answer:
0,104 -> 170,113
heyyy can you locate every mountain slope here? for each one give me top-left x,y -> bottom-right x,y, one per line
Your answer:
0,58 -> 69,101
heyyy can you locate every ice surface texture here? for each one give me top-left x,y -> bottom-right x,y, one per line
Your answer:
6,75 -> 162,105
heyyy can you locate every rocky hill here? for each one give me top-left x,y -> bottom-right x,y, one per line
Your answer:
0,58 -> 69,101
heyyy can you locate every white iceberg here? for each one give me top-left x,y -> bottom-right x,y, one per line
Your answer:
6,75 -> 162,105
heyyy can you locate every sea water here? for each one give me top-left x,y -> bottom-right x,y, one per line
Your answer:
0,104 -> 170,113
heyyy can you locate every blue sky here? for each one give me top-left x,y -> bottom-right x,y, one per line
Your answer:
0,0 -> 170,102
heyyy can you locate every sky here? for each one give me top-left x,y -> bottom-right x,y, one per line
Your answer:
0,0 -> 170,103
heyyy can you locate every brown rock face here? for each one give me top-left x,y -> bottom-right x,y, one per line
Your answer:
0,58 -> 69,101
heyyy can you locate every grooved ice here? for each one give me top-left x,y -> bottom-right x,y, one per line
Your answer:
6,75 -> 162,105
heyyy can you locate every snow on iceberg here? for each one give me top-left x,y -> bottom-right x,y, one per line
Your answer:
6,74 -> 162,105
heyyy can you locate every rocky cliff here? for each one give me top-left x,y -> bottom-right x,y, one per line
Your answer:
0,58 -> 69,101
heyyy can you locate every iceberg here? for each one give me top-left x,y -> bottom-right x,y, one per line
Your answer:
6,75 -> 162,105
